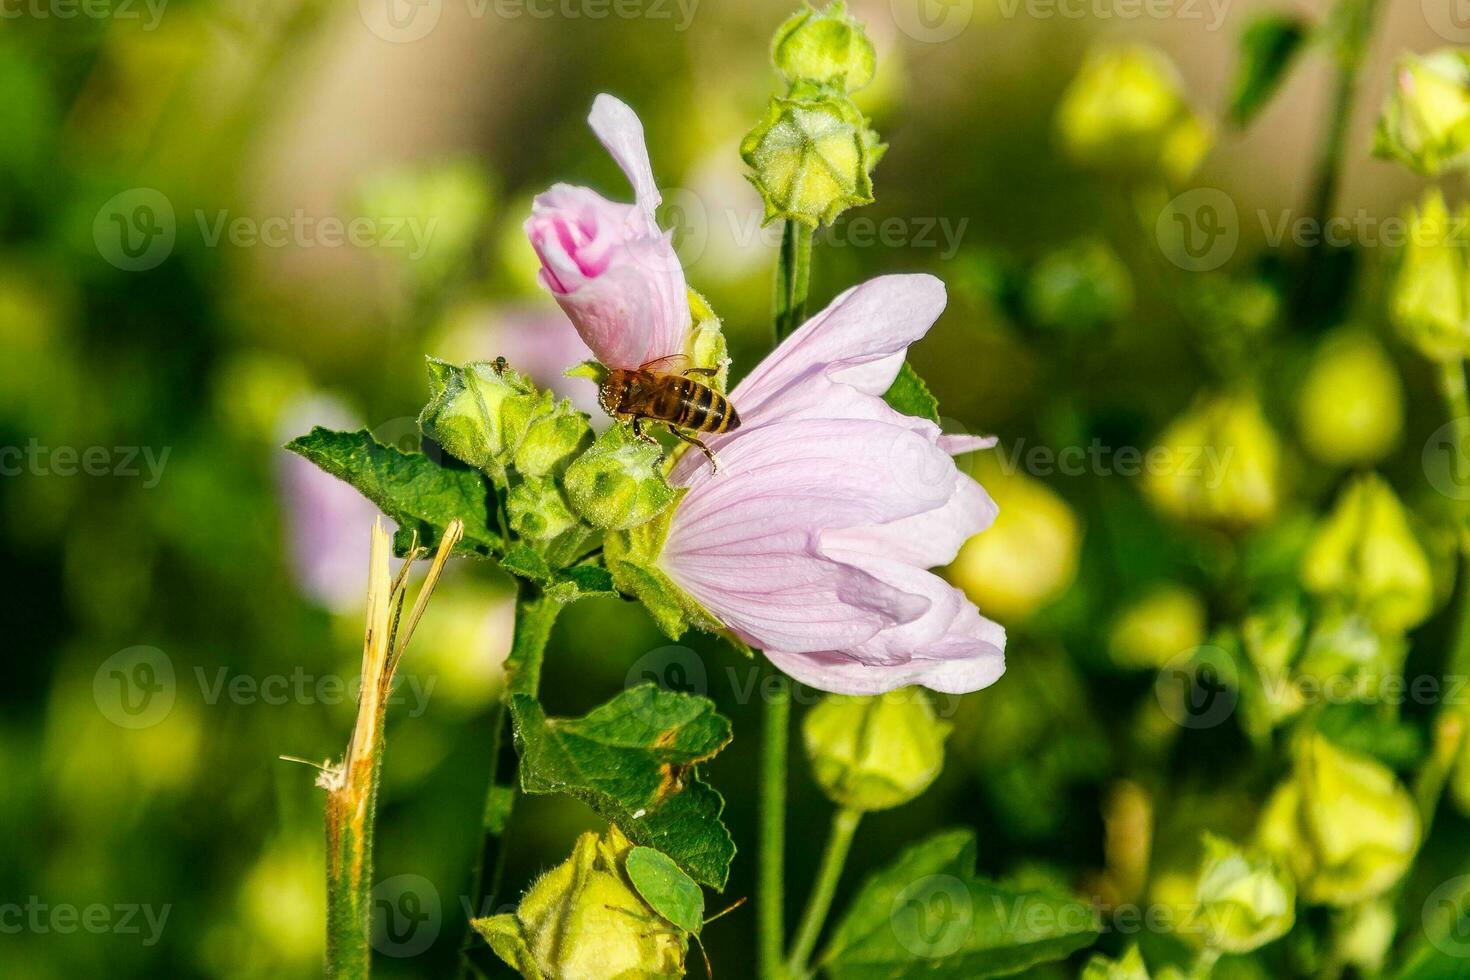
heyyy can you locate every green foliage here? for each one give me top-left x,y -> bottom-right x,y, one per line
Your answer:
510,684 -> 736,888
1229,15 -> 1309,126
817,829 -> 1099,977
882,361 -> 940,423
285,427 -> 499,557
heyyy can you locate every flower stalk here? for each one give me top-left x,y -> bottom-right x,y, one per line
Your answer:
1296,0 -> 1383,316
759,671 -> 792,980
323,517 -> 463,980
459,582 -> 563,979
776,221 -> 814,342
785,806 -> 861,978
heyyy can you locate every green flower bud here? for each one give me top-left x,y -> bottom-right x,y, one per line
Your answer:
1294,608 -> 1404,701
771,1 -> 876,92
1081,946 -> 1151,980
1056,43 -> 1213,182
1143,391 -> 1281,530
1184,834 -> 1294,954
418,358 -> 550,480
687,289 -> 730,392
1296,330 -> 1403,466
1241,600 -> 1305,680
947,458 -> 1080,622
1374,50 -> 1470,177
1107,584 -> 1206,670
564,424 -> 678,531
1337,898 -> 1396,975
508,476 -> 582,544
1024,239 -> 1134,334
515,402 -> 593,478
1300,473 -> 1433,635
741,86 -> 878,227
1256,735 -> 1420,906
802,690 -> 950,812
1390,188 -> 1470,362
474,824 -> 688,979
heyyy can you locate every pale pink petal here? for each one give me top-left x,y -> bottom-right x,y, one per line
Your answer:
524,100 -> 689,371
823,474 -> 996,570
589,93 -> 661,225
764,603 -> 1005,695
732,274 -> 947,415
665,418 -> 957,535
941,434 -> 998,455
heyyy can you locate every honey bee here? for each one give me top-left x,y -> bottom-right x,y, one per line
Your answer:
600,354 -> 741,472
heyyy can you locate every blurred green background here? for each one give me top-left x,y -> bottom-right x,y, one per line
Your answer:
5,0 -> 1469,977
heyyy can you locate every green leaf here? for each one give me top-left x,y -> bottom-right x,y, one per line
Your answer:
626,846 -> 705,934
498,545 -> 616,603
1229,15 -> 1310,127
818,829 -> 1099,979
285,427 -> 498,557
510,685 -> 736,889
883,361 -> 940,424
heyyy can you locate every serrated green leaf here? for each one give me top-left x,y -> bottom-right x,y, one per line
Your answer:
1230,15 -> 1309,127
500,544 -> 554,584
510,685 -> 735,889
626,846 -> 704,934
499,545 -> 616,603
818,829 -> 1099,979
285,427 -> 498,557
883,361 -> 940,424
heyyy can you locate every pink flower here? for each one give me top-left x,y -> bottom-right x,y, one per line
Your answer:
659,275 -> 1006,695
525,95 -> 690,371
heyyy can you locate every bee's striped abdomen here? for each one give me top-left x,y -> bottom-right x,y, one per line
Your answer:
673,379 -> 740,434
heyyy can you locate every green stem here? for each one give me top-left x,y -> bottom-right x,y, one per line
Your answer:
1191,946 -> 1222,980
785,807 -> 862,978
1411,358 -> 1470,842
775,221 -> 814,342
1439,359 -> 1470,492
458,584 -> 562,979
1295,0 -> 1383,318
759,671 -> 791,980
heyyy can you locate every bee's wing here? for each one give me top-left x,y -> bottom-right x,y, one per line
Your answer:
638,353 -> 693,375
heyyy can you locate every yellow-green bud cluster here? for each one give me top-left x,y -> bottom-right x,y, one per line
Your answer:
564,424 -> 679,531
1390,189 -> 1470,363
1299,473 -> 1433,636
1184,833 -> 1295,954
419,358 -> 590,482
1374,50 -> 1470,177
1256,734 -> 1421,906
743,3 -> 882,228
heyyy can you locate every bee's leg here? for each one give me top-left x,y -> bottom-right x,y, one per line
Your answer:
630,418 -> 668,461
683,366 -> 718,378
672,429 -> 720,474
